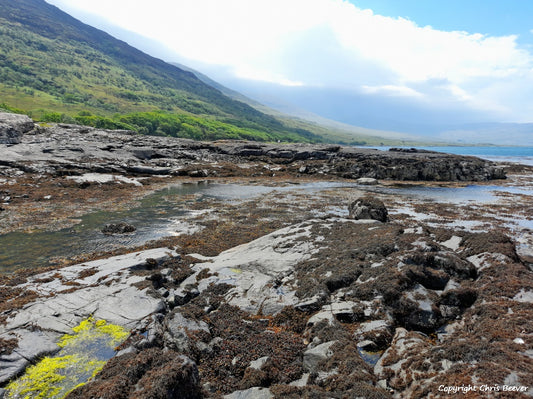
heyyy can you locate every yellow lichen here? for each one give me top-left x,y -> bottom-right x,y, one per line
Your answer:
6,317 -> 129,399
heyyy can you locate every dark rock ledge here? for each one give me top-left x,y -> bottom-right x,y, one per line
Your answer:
0,113 -> 506,182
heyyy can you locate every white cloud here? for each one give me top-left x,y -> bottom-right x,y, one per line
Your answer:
361,85 -> 424,98
46,0 -> 533,122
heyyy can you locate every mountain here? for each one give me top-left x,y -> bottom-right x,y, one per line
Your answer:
171,62 -> 447,146
180,63 -> 533,146
0,0 -> 322,142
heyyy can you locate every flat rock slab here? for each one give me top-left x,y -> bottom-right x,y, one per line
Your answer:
0,247 -> 174,384
182,220 -> 323,314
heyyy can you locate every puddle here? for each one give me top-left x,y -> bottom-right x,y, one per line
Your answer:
1,181 -> 530,273
4,317 -> 128,399
357,348 -> 384,366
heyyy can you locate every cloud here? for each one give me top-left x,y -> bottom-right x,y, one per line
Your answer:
46,0 -> 533,123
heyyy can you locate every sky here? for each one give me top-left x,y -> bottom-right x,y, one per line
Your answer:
45,0 -> 533,139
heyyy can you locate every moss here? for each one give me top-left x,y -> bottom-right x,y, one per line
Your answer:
6,317 -> 129,399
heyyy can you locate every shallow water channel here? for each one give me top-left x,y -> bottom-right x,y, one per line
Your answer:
0,181 -> 530,273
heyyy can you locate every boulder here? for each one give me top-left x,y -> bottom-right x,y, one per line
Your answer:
0,113 -> 34,133
0,113 -> 34,144
348,197 -> 388,222
0,112 -> 34,144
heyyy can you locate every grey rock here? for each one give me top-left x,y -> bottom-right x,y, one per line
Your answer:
348,197 -> 388,222
188,169 -> 209,178
295,293 -> 327,312
303,340 -> 337,372
329,301 -> 365,323
0,113 -> 34,144
0,121 -> 505,181
169,287 -> 200,307
516,232 -> 533,268
224,387 -> 273,399
249,356 -> 269,370
164,312 -> 209,352
356,177 -> 379,185
0,123 -> 23,144
0,329 -> 61,384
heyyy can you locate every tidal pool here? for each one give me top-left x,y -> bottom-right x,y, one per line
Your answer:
5,317 -> 128,399
0,181 -> 529,273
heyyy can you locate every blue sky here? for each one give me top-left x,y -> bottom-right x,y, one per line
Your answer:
351,0 -> 533,44
46,0 -> 533,142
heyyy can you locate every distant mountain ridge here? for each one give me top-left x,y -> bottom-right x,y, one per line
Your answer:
0,0 -> 322,142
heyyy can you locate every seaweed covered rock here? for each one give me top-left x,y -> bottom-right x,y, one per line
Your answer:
67,349 -> 202,399
102,222 -> 136,235
348,197 -> 389,222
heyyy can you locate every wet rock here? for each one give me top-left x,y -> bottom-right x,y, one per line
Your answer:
354,321 -> 393,352
439,288 -> 477,309
0,329 -> 61,385
294,293 -> 328,312
0,124 -> 24,145
101,222 -> 136,235
404,309 -> 440,333
374,327 -> 428,382
348,197 -> 389,222
0,248 -> 174,384
0,120 -> 507,182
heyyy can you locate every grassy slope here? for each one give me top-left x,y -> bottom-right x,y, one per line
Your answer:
172,64 -> 445,146
0,0 -> 322,142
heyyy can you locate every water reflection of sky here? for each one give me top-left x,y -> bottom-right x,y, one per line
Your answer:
0,181 -> 531,273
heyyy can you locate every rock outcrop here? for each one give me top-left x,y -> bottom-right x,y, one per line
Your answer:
0,118 -> 506,182
2,207 -> 531,398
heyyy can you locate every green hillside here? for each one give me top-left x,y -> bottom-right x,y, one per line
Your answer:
0,0 -> 321,142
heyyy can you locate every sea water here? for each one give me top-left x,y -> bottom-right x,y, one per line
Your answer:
368,146 -> 533,166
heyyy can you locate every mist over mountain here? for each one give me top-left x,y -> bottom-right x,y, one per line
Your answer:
177,63 -> 533,145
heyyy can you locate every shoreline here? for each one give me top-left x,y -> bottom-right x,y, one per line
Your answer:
1,115 -> 533,398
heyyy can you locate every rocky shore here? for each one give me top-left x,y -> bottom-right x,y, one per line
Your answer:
0,113 -> 505,182
1,113 -> 532,398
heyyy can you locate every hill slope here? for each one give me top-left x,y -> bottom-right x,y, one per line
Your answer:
0,0 -> 320,142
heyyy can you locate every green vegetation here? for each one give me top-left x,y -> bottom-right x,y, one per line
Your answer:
0,0 -> 323,143
6,317 -> 129,399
